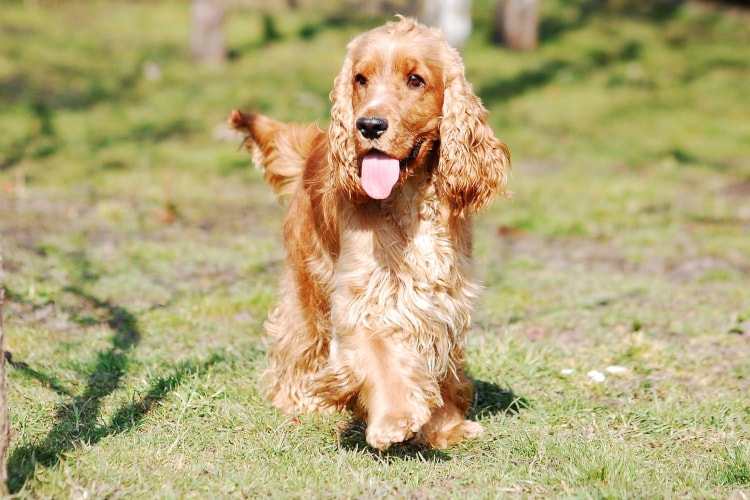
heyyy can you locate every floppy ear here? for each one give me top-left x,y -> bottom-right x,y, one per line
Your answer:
327,53 -> 368,203
436,48 -> 510,215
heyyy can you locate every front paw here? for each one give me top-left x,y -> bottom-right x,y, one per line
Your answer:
366,412 -> 428,451
456,420 -> 484,440
418,419 -> 484,449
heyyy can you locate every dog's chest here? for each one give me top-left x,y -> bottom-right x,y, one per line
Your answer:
391,205 -> 456,288
334,184 -> 478,337
381,182 -> 469,287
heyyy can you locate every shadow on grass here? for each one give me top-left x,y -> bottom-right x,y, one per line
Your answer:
0,35 -> 185,170
335,378 -> 526,460
479,40 -> 642,105
536,0 -> 683,46
4,353 -> 73,399
5,285 -> 224,493
471,378 -> 529,419
231,10 -> 389,56
477,0 -> 688,105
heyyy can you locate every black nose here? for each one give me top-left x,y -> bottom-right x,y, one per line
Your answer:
356,116 -> 388,140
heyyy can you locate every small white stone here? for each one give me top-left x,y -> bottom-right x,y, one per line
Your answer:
605,365 -> 628,375
560,369 -> 575,376
587,370 -> 606,382
142,61 -> 162,82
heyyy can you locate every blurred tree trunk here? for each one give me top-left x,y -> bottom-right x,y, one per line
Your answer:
419,0 -> 472,49
191,0 -> 226,65
0,277 -> 8,495
493,0 -> 539,51
360,0 -> 386,15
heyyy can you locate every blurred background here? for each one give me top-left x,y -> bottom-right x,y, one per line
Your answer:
2,0 -> 749,193
1,0 -> 748,187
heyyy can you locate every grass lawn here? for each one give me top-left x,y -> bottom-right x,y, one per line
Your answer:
2,0 -> 750,497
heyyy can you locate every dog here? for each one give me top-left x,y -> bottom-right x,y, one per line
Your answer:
230,16 -> 510,450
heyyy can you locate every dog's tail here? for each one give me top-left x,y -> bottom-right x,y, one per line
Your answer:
230,110 -> 323,202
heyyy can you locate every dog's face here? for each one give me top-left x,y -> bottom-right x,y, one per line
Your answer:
329,18 -> 508,209
344,23 -> 447,199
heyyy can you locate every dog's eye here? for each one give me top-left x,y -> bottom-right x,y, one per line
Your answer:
355,74 -> 368,86
407,74 -> 425,88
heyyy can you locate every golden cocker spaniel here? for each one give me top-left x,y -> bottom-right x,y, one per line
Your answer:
231,17 -> 510,450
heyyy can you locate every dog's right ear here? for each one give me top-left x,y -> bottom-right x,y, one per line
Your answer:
435,48 -> 510,216
328,51 -> 369,203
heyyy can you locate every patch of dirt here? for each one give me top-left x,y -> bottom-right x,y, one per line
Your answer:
494,232 -> 749,282
723,179 -> 750,199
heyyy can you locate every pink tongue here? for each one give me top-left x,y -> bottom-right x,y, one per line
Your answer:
361,152 -> 400,200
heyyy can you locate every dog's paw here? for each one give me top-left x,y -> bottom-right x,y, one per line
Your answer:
455,419 -> 484,440
416,419 -> 484,449
365,412 -> 429,451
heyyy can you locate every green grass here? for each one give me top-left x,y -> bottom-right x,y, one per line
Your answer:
2,0 -> 750,497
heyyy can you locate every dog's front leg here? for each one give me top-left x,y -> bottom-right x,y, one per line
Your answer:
360,334 -> 437,450
325,327 -> 439,450
413,371 -> 484,449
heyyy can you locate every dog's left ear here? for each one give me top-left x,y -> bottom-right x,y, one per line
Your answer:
436,48 -> 510,215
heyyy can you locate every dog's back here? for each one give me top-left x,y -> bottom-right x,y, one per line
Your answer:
230,110 -> 324,202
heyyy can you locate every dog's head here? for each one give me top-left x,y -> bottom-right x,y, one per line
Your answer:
329,17 -> 509,213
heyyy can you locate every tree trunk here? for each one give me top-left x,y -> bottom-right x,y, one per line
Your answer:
493,0 -> 539,51
191,0 -> 226,65
0,268 -> 9,495
419,0 -> 473,50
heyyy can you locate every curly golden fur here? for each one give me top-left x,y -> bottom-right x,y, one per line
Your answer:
230,17 -> 510,450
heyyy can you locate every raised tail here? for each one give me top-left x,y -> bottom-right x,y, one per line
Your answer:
230,110 -> 324,202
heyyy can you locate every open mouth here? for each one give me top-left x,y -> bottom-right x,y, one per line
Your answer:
360,138 -> 425,200
400,137 -> 424,169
